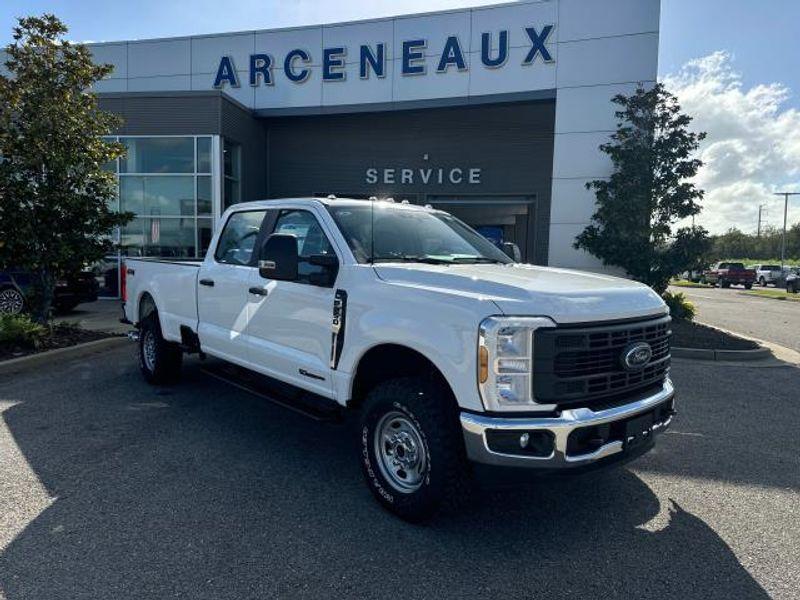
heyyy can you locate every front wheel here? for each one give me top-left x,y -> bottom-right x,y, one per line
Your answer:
359,377 -> 470,522
759,277 -> 766,287
138,313 -> 183,385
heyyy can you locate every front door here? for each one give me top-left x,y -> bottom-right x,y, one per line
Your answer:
246,207 -> 339,397
197,209 -> 268,364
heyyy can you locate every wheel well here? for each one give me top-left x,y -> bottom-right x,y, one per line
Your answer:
348,344 -> 455,411
138,292 -> 157,322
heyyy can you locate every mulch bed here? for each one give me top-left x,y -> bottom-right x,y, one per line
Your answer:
0,325 -> 116,362
671,319 -> 759,351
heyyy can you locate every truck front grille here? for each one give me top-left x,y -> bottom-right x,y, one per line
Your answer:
533,315 -> 671,408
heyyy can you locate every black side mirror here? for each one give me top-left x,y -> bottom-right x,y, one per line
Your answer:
309,254 -> 338,268
501,242 -> 522,263
308,253 -> 339,287
259,234 -> 299,281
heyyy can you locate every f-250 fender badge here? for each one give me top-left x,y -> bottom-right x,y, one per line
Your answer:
330,289 -> 348,370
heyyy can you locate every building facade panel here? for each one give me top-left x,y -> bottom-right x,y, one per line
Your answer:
83,0 -> 661,274
558,0 -> 660,42
127,39 -> 191,78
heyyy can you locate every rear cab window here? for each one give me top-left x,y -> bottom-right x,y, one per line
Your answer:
214,210 -> 268,266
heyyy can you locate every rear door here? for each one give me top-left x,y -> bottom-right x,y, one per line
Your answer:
197,209 -> 271,364
246,207 -> 339,397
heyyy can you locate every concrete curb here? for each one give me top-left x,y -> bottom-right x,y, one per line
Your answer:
672,319 -> 800,366
0,336 -> 128,377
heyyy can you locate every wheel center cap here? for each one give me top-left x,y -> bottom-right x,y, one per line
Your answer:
390,433 -> 418,468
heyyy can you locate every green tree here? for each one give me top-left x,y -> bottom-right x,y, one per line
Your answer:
0,14 -> 132,322
575,84 -> 710,294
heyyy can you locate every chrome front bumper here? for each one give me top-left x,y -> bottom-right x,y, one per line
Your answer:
460,380 -> 675,469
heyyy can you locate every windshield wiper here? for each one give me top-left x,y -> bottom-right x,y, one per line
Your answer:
373,255 -> 454,265
450,256 -> 507,264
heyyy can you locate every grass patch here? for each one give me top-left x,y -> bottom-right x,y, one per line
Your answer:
741,289 -> 800,302
670,279 -> 712,288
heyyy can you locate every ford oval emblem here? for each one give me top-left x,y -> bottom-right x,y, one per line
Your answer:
622,342 -> 652,371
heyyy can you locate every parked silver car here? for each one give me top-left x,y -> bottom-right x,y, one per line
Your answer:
753,264 -> 783,287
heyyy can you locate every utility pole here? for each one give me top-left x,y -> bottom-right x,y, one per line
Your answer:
757,204 -> 767,237
774,192 -> 800,269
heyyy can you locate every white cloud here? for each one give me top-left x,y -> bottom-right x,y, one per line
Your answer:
663,52 -> 800,234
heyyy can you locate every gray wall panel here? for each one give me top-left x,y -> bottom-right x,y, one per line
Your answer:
98,92 -> 222,135
265,101 -> 555,263
220,99 -> 268,202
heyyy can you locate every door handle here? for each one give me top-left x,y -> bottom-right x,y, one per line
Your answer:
249,286 -> 269,297
199,279 -> 215,287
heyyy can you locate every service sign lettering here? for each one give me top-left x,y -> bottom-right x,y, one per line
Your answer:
213,25 -> 554,88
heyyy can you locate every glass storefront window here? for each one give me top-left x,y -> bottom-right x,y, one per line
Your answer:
197,176 -> 213,216
103,135 -> 220,296
120,137 -> 194,173
198,218 -> 214,256
197,137 -> 212,174
223,141 -> 241,209
120,176 -> 195,216
121,217 -> 197,258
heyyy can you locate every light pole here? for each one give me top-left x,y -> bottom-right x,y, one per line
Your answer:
774,192 -> 800,269
757,203 -> 767,237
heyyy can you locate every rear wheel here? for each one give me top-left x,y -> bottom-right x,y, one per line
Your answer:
359,376 -> 470,522
744,283 -> 753,290
759,277 -> 766,286
138,313 -> 183,385
0,287 -> 25,315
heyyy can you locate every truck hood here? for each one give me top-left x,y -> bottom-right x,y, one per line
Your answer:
373,263 -> 667,324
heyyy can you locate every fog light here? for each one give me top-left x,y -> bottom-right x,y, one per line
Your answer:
486,430 -> 554,457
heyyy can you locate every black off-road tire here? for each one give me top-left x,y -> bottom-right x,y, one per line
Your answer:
744,283 -> 753,290
138,313 -> 183,385
359,376 -> 471,522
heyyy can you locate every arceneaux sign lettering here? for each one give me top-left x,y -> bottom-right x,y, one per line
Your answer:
213,25 -> 554,88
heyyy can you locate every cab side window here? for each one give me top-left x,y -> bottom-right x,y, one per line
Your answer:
215,210 -> 267,266
272,210 -> 335,285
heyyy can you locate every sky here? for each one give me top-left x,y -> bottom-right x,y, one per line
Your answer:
2,0 -> 800,234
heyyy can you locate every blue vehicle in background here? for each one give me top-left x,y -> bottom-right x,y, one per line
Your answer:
0,269 -> 99,315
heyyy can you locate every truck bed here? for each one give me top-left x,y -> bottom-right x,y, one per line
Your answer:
123,257 -> 201,342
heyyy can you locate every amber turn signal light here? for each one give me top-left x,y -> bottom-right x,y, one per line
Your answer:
479,345 -> 489,384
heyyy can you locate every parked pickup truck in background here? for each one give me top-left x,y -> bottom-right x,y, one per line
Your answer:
753,264 -> 783,287
122,198 -> 675,521
703,262 -> 756,289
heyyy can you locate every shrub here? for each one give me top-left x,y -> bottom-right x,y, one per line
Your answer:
0,313 -> 48,348
662,291 -> 696,321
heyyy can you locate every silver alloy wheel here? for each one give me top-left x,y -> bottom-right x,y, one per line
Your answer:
142,330 -> 157,373
374,411 -> 429,493
0,288 -> 24,315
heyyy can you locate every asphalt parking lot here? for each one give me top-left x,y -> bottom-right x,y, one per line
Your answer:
1,345 -> 798,599
671,285 -> 800,352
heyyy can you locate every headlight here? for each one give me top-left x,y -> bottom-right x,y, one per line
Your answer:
478,316 -> 556,412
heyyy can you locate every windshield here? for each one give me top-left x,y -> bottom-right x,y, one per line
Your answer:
327,204 -> 513,265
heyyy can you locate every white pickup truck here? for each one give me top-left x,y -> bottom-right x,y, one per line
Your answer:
122,197 -> 675,521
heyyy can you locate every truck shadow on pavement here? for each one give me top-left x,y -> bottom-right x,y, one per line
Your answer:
0,353 -> 771,599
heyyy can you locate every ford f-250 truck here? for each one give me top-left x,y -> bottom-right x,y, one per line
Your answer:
122,197 -> 675,521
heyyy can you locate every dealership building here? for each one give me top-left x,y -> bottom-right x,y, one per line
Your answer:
82,0 -> 660,296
